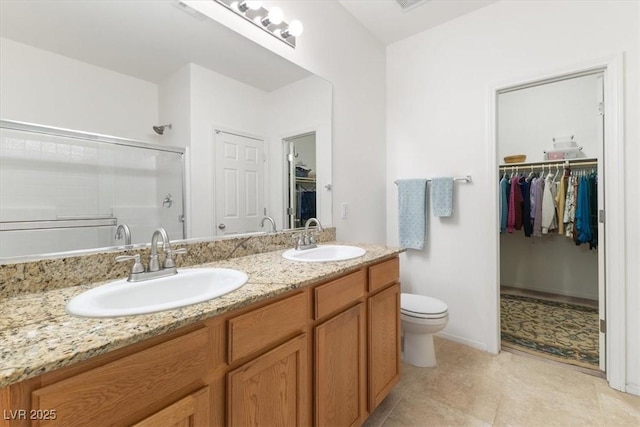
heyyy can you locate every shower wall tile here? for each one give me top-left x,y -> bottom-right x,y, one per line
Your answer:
1,128 -> 186,258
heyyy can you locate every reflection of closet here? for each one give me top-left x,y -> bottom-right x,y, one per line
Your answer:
285,132 -> 317,228
294,176 -> 316,227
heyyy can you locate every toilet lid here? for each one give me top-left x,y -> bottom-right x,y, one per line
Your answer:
401,293 -> 448,318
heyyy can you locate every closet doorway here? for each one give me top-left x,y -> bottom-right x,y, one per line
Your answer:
284,132 -> 317,229
496,71 -> 605,373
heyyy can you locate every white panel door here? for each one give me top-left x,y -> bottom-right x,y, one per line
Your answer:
215,131 -> 264,236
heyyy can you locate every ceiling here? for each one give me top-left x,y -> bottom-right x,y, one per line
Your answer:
0,0 -> 310,91
337,0 -> 497,45
0,0 -> 498,89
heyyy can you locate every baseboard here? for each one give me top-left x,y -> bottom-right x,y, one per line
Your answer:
436,331 -> 489,353
501,282 -> 598,301
625,383 -> 640,396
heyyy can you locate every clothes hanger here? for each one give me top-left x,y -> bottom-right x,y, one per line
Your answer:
526,164 -> 535,181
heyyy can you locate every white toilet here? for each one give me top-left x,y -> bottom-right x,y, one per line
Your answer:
400,293 -> 449,367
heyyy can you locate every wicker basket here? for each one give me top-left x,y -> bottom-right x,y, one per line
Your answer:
503,154 -> 526,164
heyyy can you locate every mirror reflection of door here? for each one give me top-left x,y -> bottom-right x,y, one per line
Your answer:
215,130 -> 265,236
285,132 -> 316,229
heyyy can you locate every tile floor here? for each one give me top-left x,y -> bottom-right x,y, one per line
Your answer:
364,337 -> 640,427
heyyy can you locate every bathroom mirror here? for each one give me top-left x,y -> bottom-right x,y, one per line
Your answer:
0,0 -> 332,260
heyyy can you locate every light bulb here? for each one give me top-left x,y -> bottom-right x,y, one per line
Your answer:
267,7 -> 284,25
287,20 -> 303,37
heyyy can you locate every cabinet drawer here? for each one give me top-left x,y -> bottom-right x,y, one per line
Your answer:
31,328 -> 209,427
314,270 -> 366,320
368,257 -> 399,292
229,292 -> 307,363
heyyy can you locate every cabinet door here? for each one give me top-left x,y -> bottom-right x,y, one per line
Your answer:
227,334 -> 308,427
131,387 -> 210,427
368,283 -> 401,411
31,328 -> 209,427
315,303 -> 366,427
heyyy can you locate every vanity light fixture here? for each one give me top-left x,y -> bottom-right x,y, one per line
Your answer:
213,0 -> 303,48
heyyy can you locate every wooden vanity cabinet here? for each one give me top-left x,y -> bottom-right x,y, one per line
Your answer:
313,270 -> 367,427
227,334 -> 308,426
226,292 -> 310,426
367,257 -> 401,411
0,256 -> 400,427
28,327 -> 212,427
131,386 -> 211,427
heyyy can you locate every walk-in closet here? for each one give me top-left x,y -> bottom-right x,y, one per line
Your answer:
285,132 -> 317,228
497,71 -> 604,372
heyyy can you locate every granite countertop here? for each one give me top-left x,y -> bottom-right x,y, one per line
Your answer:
0,242 -> 402,388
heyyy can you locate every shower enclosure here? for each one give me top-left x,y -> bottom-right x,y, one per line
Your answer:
0,120 -> 186,259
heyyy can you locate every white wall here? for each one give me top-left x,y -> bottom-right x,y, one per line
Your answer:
198,1 -> 388,244
386,0 -> 639,392
187,63 -> 267,238
0,38 -> 186,254
498,73 -> 602,161
0,38 -> 158,141
265,75 -> 332,230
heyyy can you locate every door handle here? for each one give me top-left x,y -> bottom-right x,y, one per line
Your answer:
218,223 -> 226,230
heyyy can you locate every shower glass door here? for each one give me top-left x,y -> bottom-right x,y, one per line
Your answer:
0,121 -> 185,259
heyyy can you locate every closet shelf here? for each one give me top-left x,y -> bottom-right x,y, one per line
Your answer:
295,177 -> 316,184
499,157 -> 598,171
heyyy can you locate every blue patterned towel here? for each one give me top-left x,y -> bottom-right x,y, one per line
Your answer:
431,177 -> 454,217
397,179 -> 428,250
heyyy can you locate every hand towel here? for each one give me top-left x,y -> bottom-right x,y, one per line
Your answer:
431,177 -> 454,217
397,179 -> 428,250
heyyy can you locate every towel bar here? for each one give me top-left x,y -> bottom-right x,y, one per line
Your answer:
394,175 -> 472,185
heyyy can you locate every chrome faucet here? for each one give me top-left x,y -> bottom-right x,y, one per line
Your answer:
116,227 -> 186,282
149,228 -> 170,272
294,218 -> 324,250
260,216 -> 277,233
114,224 -> 132,247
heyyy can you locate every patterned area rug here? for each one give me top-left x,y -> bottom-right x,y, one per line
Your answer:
500,294 -> 599,369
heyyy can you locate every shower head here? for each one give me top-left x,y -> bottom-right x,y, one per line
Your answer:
153,124 -> 172,135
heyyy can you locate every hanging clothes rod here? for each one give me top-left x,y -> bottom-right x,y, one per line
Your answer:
394,175 -> 472,185
499,158 -> 598,171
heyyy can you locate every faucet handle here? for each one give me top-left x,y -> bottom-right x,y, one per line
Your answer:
115,254 -> 145,274
163,247 -> 187,269
292,233 -> 305,250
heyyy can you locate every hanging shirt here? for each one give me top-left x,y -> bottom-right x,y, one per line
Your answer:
520,179 -> 532,237
564,175 -> 577,239
576,175 -> 593,245
532,177 -> 544,237
589,174 -> 598,249
541,174 -> 557,234
500,177 -> 509,234
556,175 -> 567,235
507,177 -> 520,233
514,177 -> 523,230
530,177 -> 537,220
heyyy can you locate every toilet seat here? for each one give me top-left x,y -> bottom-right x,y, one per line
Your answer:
401,293 -> 448,319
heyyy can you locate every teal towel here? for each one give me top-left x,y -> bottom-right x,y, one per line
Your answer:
397,179 -> 428,250
431,177 -> 454,217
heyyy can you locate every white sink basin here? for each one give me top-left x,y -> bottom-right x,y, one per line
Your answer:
282,245 -> 366,262
66,268 -> 248,318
